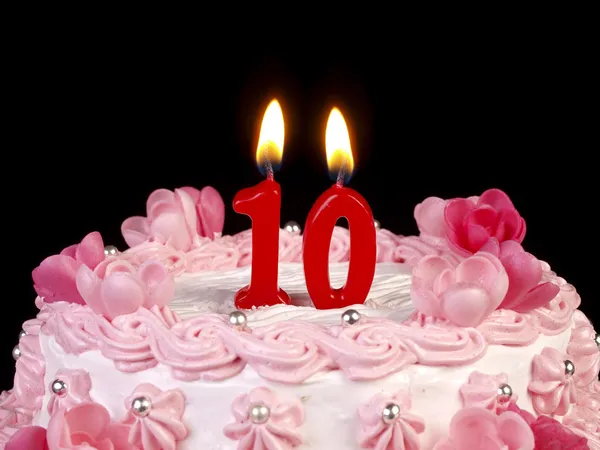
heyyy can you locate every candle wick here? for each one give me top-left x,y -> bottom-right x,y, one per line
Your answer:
266,163 -> 274,181
262,145 -> 274,181
336,158 -> 347,187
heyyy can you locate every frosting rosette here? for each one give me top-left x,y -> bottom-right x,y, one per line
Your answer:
46,368 -> 92,415
411,252 -> 509,327
122,186 -> 225,251
567,311 -> 600,387
223,387 -> 305,449
459,371 -> 516,413
357,391 -> 425,450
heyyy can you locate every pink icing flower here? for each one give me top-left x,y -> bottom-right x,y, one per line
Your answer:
414,196 -> 448,239
411,252 -> 509,327
122,383 -> 187,450
6,426 -> 48,450
223,387 -> 305,449
121,186 -> 225,252
357,391 -> 425,450
567,313 -> 600,387
32,232 -> 105,305
444,189 -> 526,255
480,238 -> 559,312
459,371 -> 517,414
47,369 -> 92,415
76,258 -> 175,320
433,407 -> 534,450
15,403 -> 135,450
528,347 -> 578,415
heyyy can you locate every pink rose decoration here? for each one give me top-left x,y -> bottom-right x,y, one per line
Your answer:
357,391 -> 425,450
414,196 -> 447,239
528,347 -> 578,415
433,407 -> 534,450
459,371 -> 517,413
121,186 -> 225,252
444,189 -> 527,255
47,369 -> 92,415
411,252 -> 509,327
480,238 -> 559,312
121,383 -> 187,450
32,231 -> 106,305
223,386 -> 305,449
566,313 -> 600,387
9,403 -> 136,450
6,426 -> 48,450
76,258 -> 175,320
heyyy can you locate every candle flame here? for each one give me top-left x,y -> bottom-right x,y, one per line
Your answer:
325,107 -> 354,185
256,99 -> 284,177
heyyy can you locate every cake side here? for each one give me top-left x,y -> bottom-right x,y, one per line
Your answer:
1,187 -> 599,449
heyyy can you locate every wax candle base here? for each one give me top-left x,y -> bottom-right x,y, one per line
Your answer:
234,285 -> 291,310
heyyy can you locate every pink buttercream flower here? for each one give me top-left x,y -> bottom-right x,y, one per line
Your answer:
411,252 -> 509,327
444,189 -> 526,255
122,383 -> 187,450
42,402 -> 134,449
459,371 -> 517,414
528,347 -> 578,415
6,426 -> 48,450
223,386 -> 305,449
47,369 -> 92,415
32,231 -> 105,305
433,407 -> 535,450
121,186 -> 225,252
357,391 -> 425,450
566,313 -> 600,387
480,238 -> 560,312
76,258 -> 175,320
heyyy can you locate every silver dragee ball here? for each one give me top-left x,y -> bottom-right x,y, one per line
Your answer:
51,379 -> 67,396
341,309 -> 361,325
595,333 -> 600,349
249,404 -> 270,424
497,383 -> 513,402
131,396 -> 152,417
229,310 -> 247,327
12,345 -> 21,360
374,219 -> 381,230
564,360 -> 576,376
283,221 -> 301,233
382,403 -> 401,424
18,330 -> 27,340
104,245 -> 119,257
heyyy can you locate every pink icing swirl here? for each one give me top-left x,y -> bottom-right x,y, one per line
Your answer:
459,371 -> 517,413
477,309 -> 539,346
13,327 -> 45,412
394,235 -> 461,267
567,311 -> 600,388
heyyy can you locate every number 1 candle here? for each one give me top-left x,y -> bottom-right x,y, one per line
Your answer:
233,100 -> 291,309
302,108 -> 377,309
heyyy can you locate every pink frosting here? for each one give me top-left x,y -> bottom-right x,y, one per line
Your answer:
477,309 -> 540,345
47,369 -> 92,415
357,391 -> 425,450
480,238 -> 559,312
122,186 -> 225,252
411,252 -> 509,327
393,235 -> 462,267
567,311 -> 600,388
528,347 -> 578,415
223,387 -> 305,450
32,231 -> 106,305
13,322 -> 46,413
122,383 -> 187,450
76,258 -> 175,320
459,371 -> 517,414
564,405 -> 600,446
433,407 -> 535,450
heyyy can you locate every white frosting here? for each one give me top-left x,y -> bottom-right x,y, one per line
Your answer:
170,262 -> 415,326
36,324 -> 572,449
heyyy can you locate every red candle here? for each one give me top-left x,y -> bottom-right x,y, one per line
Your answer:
303,108 -> 377,309
234,100 -> 291,309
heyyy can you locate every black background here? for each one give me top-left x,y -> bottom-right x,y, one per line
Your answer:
3,45 -> 596,389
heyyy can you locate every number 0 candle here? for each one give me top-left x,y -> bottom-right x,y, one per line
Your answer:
233,99 -> 291,309
302,108 -> 377,309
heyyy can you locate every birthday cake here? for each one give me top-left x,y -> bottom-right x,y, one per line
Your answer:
1,186 -> 599,450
